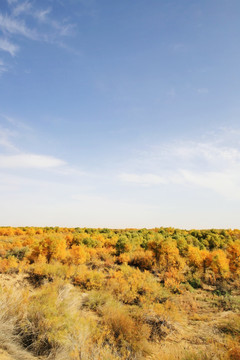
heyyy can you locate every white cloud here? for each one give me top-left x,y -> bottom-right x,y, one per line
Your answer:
0,13 -> 36,39
69,193 -> 159,228
34,8 -> 51,22
164,142 -> 240,166
120,173 -> 167,186
7,0 -> 18,4
0,37 -> 19,56
180,168 -> 240,200
0,127 -> 17,151
0,0 -> 76,70
12,1 -> 32,17
0,123 -> 239,228
0,153 -> 66,169
0,59 -> 8,74
0,7 -> 72,41
0,115 -> 33,150
0,119 -> 67,172
1,114 -> 32,131
120,129 -> 240,199
11,1 -> 53,26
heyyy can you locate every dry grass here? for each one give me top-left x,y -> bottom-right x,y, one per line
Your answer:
0,286 -> 36,360
0,280 -> 239,360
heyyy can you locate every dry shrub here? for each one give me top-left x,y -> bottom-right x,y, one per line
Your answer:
101,302 -> 152,359
17,280 -> 100,358
143,313 -> 174,342
69,245 -> 88,265
19,281 -> 77,355
28,261 -> 76,283
129,250 -> 154,270
229,346 -> 240,360
151,298 -> 183,323
73,267 -> 105,290
84,247 -> 116,268
117,253 -> 131,264
106,265 -> 161,305
0,257 -> 19,273
181,352 -> 220,360
217,313 -> 240,337
0,286 -> 36,360
178,293 -> 198,314
82,290 -> 114,312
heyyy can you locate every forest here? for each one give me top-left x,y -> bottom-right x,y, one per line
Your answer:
0,226 -> 239,360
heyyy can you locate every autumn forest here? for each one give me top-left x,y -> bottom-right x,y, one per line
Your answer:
0,226 -> 239,360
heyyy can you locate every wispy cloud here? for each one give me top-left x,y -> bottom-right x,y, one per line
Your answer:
120,173 -> 167,186
158,141 -> 240,166
0,13 -> 36,39
0,116 -> 66,169
10,2 -> 55,31
180,169 -> 240,199
12,1 -> 32,17
1,114 -> 32,131
0,0 -> 75,60
119,128 -> 240,200
0,126 -> 18,151
10,1 -> 74,37
0,114 -> 33,152
0,58 -> 8,74
0,153 -> 66,169
0,116 -> 84,175
7,0 -> 18,5
0,37 -> 18,56
34,8 -> 51,22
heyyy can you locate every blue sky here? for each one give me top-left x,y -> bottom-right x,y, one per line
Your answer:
0,0 -> 240,228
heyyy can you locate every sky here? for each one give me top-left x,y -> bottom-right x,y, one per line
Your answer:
0,0 -> 240,229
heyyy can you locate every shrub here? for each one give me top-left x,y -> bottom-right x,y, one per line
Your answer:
6,246 -> 29,261
101,302 -> 152,358
82,237 -> 100,248
19,281 -> 81,356
217,313 -> 240,337
129,250 -> 154,270
107,265 -> 161,305
0,256 -> 19,273
29,261 -> 76,281
69,245 -> 88,265
73,268 -> 105,290
188,276 -> 202,289
82,290 -> 113,312
117,252 -> 130,264
115,236 -> 130,255
229,346 -> 240,360
0,286 -> 35,360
